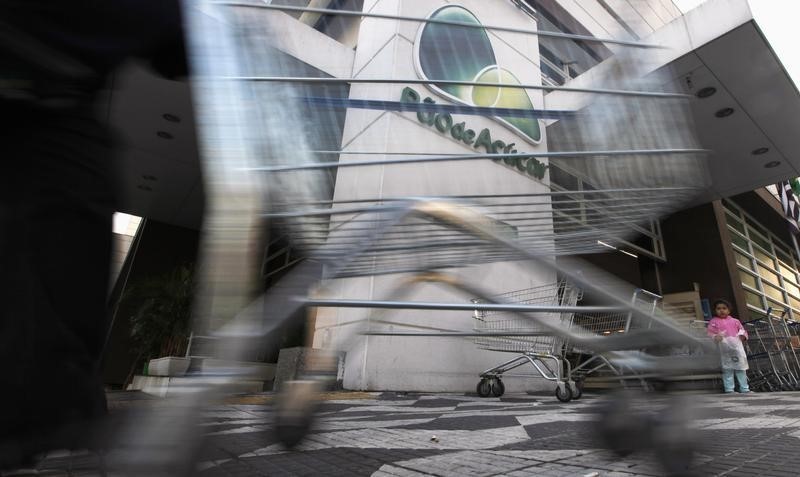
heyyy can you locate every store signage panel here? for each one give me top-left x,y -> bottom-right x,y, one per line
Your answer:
408,4 -> 547,182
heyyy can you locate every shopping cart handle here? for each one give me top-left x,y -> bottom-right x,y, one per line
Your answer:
743,316 -> 766,324
633,288 -> 662,300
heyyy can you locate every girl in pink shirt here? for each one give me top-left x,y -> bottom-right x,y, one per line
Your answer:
707,299 -> 750,393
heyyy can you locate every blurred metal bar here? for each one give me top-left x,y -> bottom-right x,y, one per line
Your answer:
269,187 -> 689,205
303,298 -> 624,313
267,187 -> 692,206
265,194 -> 683,218
248,148 -> 710,172
363,331 -> 554,336
298,96 -> 578,120
214,2 -> 665,48
233,76 -> 691,98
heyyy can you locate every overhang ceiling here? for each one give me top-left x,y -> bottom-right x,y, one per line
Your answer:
659,20 -> 800,202
105,62 -> 203,229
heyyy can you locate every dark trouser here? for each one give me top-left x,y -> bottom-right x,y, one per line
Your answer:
0,106 -> 115,462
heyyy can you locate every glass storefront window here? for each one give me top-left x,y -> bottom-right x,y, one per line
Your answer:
753,246 -> 775,268
725,199 -> 800,320
779,261 -> 797,282
731,233 -> 749,251
726,213 -> 746,235
775,246 -> 793,264
757,263 -> 780,285
788,295 -> 800,312
767,298 -> 788,313
745,217 -> 769,238
749,229 -> 772,252
739,270 -> 758,289
722,199 -> 739,216
764,282 -> 785,302
785,280 -> 800,297
745,290 -> 765,309
734,250 -> 753,270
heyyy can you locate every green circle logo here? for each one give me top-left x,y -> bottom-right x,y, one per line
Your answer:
414,5 -> 542,144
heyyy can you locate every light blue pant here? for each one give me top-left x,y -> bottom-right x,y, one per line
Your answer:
722,368 -> 749,392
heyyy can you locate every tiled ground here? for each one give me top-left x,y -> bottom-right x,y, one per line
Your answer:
17,390 -> 800,476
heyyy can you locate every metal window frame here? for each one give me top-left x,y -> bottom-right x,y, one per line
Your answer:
724,198 -> 800,320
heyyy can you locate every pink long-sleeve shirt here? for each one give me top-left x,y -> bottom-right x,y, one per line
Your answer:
707,315 -> 748,339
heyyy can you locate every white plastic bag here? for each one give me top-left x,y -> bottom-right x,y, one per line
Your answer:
719,336 -> 749,370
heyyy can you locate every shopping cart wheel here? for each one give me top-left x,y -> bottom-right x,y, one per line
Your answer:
595,391 -> 652,457
653,397 -> 695,475
274,380 -> 320,448
570,381 -> 583,400
555,384 -> 572,402
477,378 -> 492,397
491,379 -> 505,397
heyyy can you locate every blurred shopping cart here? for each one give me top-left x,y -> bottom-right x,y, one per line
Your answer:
103,0 -> 725,473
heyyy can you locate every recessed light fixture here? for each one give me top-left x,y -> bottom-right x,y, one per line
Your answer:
142,174 -> 158,181
752,147 -> 769,155
764,161 -> 781,168
162,113 -> 181,123
696,86 -> 717,98
156,131 -> 173,139
137,184 -> 153,191
715,107 -> 734,118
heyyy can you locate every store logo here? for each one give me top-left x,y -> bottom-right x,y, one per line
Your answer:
413,4 -> 542,145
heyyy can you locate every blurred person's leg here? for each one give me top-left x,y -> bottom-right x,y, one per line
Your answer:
0,106 -> 115,466
734,369 -> 749,392
720,368 -> 734,393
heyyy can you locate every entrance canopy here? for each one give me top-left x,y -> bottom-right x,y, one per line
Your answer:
546,0 -> 800,202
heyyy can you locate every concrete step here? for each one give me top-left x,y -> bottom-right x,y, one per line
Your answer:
127,374 -> 267,397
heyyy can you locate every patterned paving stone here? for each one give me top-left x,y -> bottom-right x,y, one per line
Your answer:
390,414 -> 521,431
409,399 -> 465,409
23,390 -> 800,476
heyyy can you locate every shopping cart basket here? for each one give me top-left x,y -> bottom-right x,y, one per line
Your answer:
472,280 -> 582,400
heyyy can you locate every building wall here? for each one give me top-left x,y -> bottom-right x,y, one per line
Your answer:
656,202 -> 738,313
312,0 -> 560,392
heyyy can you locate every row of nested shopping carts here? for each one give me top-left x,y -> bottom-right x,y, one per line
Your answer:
689,307 -> 800,392
471,280 -> 663,402
743,308 -> 800,392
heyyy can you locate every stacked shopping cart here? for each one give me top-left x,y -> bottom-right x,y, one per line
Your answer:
744,308 -> 800,392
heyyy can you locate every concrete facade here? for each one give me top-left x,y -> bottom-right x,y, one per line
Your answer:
308,0 -> 563,392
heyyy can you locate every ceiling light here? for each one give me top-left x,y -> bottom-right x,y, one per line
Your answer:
162,113 -> 181,123
714,107 -> 734,118
764,161 -> 781,168
696,86 -> 716,98
751,147 -> 769,155
156,131 -> 173,139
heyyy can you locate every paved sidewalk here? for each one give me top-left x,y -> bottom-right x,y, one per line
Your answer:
26,390 -> 800,476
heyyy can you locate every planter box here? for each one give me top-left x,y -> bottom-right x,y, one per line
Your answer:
147,356 -> 191,377
193,358 -> 276,382
128,375 -> 264,397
